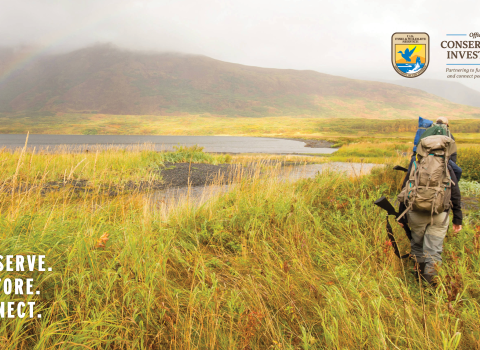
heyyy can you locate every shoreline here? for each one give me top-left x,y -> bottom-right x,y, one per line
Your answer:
6,160 -> 313,196
0,134 -> 338,154
276,137 -> 335,148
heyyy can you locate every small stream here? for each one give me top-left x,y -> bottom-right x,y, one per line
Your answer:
148,162 -> 380,211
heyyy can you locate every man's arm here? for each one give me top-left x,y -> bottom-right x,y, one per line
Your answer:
450,133 -> 458,163
448,165 -> 463,231
450,152 -> 457,164
449,132 -> 462,232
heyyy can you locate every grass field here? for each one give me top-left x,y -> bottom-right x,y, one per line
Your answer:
0,142 -> 480,349
325,142 -> 480,169
1,114 -> 480,140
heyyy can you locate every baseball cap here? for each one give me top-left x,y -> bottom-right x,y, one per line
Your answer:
436,117 -> 449,125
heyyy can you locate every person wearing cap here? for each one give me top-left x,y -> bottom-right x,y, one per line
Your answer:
397,116 -> 463,288
436,116 -> 449,125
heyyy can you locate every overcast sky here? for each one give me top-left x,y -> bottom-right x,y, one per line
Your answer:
1,0 -> 480,91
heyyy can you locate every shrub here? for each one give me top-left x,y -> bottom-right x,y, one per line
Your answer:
459,180 -> 480,197
82,128 -> 99,135
161,145 -> 215,163
457,147 -> 480,182
332,142 -> 410,158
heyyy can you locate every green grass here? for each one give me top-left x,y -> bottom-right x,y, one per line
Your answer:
325,141 -> 411,163
0,144 -> 231,188
0,148 -> 479,348
457,147 -> 480,182
460,180 -> 480,196
321,138 -> 480,165
1,114 -> 479,140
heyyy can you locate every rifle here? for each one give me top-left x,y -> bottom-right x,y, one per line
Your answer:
393,165 -> 408,172
374,196 -> 412,259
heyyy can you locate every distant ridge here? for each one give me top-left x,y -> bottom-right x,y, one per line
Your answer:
0,44 -> 479,119
384,79 -> 480,109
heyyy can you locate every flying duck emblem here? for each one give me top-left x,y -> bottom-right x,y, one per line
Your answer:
397,46 -> 416,62
392,33 -> 429,78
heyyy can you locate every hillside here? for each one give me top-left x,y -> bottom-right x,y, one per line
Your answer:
385,79 -> 480,109
1,44 -> 480,119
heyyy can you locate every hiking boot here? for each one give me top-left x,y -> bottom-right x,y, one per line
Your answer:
422,274 -> 438,289
412,262 -> 426,282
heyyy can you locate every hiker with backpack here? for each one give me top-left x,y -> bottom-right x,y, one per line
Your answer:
419,117 -> 462,181
412,117 -> 462,181
396,117 -> 463,288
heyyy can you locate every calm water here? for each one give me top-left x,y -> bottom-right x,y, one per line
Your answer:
0,134 -> 337,154
150,162 -> 379,211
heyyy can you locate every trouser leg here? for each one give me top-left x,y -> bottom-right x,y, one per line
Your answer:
407,211 -> 428,264
423,212 -> 449,276
407,211 -> 449,285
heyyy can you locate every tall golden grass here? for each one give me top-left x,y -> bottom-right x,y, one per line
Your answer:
0,145 -> 479,349
457,147 -> 480,182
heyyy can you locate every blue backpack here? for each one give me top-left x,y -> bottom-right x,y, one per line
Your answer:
413,116 -> 433,153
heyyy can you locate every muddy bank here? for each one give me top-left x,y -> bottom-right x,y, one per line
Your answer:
157,160 -> 313,188
159,162 -> 247,188
6,160 -> 379,196
6,161 -> 297,195
280,138 -> 335,149
7,179 -> 165,196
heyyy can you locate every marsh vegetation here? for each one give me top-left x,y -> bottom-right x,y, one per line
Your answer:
0,142 -> 479,349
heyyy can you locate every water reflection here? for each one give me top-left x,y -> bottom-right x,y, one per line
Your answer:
148,162 -> 379,214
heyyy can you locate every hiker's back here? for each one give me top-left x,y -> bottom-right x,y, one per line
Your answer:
397,116 -> 464,288
398,135 -> 457,220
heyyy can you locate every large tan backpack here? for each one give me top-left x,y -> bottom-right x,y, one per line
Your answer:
397,135 -> 457,224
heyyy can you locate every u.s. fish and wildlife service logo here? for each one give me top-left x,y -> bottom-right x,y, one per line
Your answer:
392,32 -> 429,78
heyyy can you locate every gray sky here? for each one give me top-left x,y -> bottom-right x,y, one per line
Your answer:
1,0 -> 480,91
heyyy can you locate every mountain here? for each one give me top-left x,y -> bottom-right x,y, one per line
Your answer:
384,79 -> 480,109
1,44 -> 479,119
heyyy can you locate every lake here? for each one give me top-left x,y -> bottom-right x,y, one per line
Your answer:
0,134 -> 337,154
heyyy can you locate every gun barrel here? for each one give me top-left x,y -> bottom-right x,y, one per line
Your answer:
374,196 -> 399,217
393,165 -> 408,172
375,196 -> 413,255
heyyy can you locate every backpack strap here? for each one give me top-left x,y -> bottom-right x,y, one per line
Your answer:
445,146 -> 450,185
396,201 -> 413,222
430,194 -> 435,225
442,207 -> 451,225
397,164 -> 419,222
